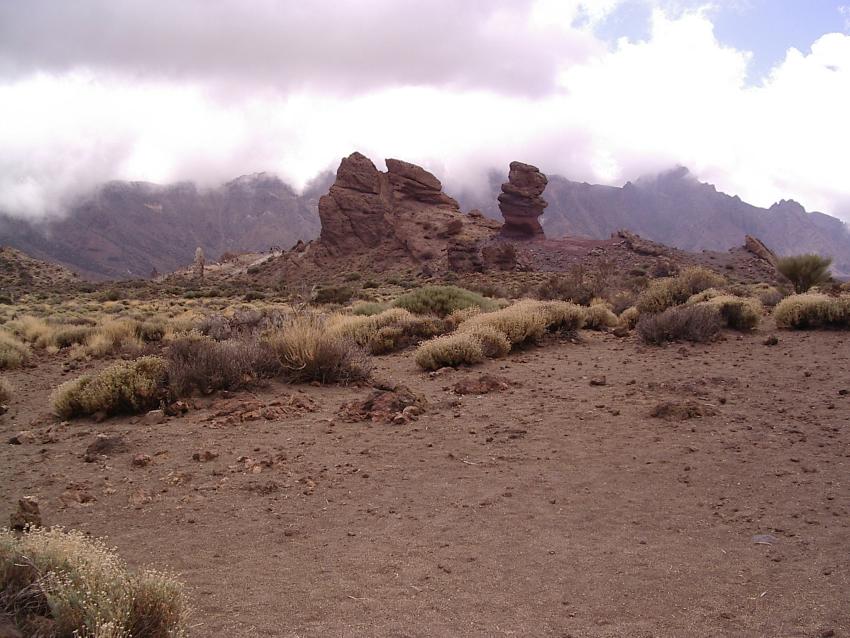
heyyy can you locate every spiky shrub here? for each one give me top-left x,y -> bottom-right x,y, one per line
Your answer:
457,324 -> 511,358
0,331 -> 30,369
619,306 -> 640,329
636,304 -> 722,345
84,320 -> 144,358
0,527 -> 188,637
534,301 -> 586,333
51,356 -> 168,419
459,302 -> 546,346
678,267 -> 726,294
697,295 -> 763,330
583,303 -> 619,330
167,335 -> 280,395
414,332 -> 485,370
773,293 -> 850,329
777,254 -> 833,293
637,267 -> 726,314
313,285 -> 354,305
264,314 -> 370,383
365,317 -> 444,355
0,377 -> 11,405
329,308 -> 415,346
393,285 -> 498,317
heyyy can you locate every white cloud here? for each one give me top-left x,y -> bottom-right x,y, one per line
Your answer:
0,2 -> 848,222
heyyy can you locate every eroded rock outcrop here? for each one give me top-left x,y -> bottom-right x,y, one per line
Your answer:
744,235 -> 779,267
498,162 -> 548,238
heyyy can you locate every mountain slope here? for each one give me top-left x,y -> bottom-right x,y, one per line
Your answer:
0,172 -> 332,279
459,167 -> 850,277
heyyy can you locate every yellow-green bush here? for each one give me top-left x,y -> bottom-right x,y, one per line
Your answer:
583,303 -> 619,330
51,356 -> 168,419
0,527 -> 188,637
0,331 -> 30,369
696,295 -> 762,330
534,301 -> 586,333
637,267 -> 726,314
393,285 -> 498,317
685,288 -> 726,305
777,254 -> 833,293
459,302 -> 546,346
457,324 -> 511,358
330,308 -> 443,354
619,306 -> 640,329
774,293 -> 850,329
264,314 -> 369,383
678,267 -> 726,294
414,332 -> 485,370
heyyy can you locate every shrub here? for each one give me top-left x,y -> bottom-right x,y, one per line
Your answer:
329,308 -> 415,346
636,304 -> 722,345
457,324 -> 511,358
459,303 -> 546,346
777,254 -> 833,293
678,267 -> 726,294
351,301 -> 389,316
774,293 -> 850,329
84,320 -> 144,358
685,288 -> 725,305
0,377 -> 11,404
619,306 -> 640,329
609,290 -> 636,315
52,325 -> 95,348
583,304 -> 619,330
536,262 -> 614,305
51,356 -> 168,418
393,285 -> 498,317
414,332 -> 485,370
0,527 -> 188,637
264,314 -> 370,383
167,335 -> 280,395
0,331 -> 30,369
365,316 -> 444,355
637,267 -> 726,314
314,285 -> 354,305
534,301 -> 586,333
697,295 -> 762,330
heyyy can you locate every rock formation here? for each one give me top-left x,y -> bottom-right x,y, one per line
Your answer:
744,235 -> 779,267
498,162 -> 548,238
193,247 -> 205,279
10,496 -> 41,530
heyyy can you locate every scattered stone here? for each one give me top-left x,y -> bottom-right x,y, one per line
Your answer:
589,376 -> 607,386
8,430 -> 35,445
752,534 -> 778,545
763,335 -> 779,346
452,374 -> 512,395
650,400 -> 718,421
84,434 -> 129,462
193,450 -> 219,462
132,453 -> 153,468
10,496 -> 41,530
339,384 -> 426,424
144,409 -> 166,425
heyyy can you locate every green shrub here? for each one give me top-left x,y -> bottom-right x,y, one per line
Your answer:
636,304 -> 722,344
52,325 -> 95,348
774,293 -> 850,329
393,285 -> 498,317
414,332 -> 485,370
777,254 -> 833,293
0,527 -> 188,637
351,301 -> 389,316
314,285 -> 354,305
0,331 -> 30,369
265,314 -> 369,383
51,356 -> 168,418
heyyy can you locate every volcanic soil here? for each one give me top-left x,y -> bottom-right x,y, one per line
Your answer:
2,323 -> 849,637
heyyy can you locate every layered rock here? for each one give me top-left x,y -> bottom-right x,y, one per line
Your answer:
744,235 -> 779,267
498,162 -> 548,238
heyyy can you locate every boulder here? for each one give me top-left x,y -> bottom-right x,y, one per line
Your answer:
10,496 -> 41,530
744,235 -> 779,266
498,162 -> 548,238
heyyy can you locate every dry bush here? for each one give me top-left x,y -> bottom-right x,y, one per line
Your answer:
536,262 -> 614,305
685,288 -> 726,304
774,293 -> 850,329
637,267 -> 726,314
351,301 -> 390,316
167,335 -> 280,396
393,285 -> 498,317
264,314 -> 370,383
366,317 -> 444,355
619,306 -> 640,329
313,285 -> 354,305
457,324 -> 511,358
52,325 -> 95,348
414,332 -> 485,370
0,331 -> 30,369
52,356 -> 168,419
83,320 -> 145,358
696,295 -> 762,330
330,308 -> 414,346
534,301 -> 586,333
636,304 -> 722,344
0,527 -> 188,637
7,315 -> 53,345
742,283 -> 785,307
0,377 -> 11,405
459,302 -> 546,346
608,290 -> 637,315
583,303 -> 619,330
777,254 -> 833,293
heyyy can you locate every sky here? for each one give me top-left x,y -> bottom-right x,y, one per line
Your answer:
0,0 -> 848,222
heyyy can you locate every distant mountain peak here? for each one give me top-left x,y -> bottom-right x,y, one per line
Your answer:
769,199 -> 806,215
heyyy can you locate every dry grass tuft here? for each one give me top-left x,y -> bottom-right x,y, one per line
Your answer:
414,332 -> 485,370
695,295 -> 762,330
619,306 -> 640,329
459,302 -> 546,346
773,293 -> 850,329
0,526 -> 188,637
637,267 -> 726,314
51,356 -> 168,419
583,303 -> 620,330
0,331 -> 30,369
636,304 -> 722,345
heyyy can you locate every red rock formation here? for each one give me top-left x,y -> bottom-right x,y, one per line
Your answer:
498,162 -> 548,238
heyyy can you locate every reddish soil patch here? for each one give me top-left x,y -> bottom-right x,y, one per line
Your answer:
2,326 -> 849,636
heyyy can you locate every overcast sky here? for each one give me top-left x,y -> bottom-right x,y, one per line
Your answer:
1,0 -> 849,221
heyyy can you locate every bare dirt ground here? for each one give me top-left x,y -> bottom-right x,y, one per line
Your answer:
2,323 -> 849,637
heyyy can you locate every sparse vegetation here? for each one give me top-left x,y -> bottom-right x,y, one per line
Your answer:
773,293 -> 850,329
0,377 -> 12,405
314,284 -> 355,305
393,285 -> 498,317
777,254 -> 833,293
695,295 -> 762,330
0,526 -> 188,637
414,332 -> 485,370
0,331 -> 30,369
582,302 -> 619,330
51,356 -> 168,419
637,267 -> 726,314
636,304 -> 722,344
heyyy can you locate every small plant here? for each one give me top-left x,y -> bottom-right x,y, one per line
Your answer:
314,285 -> 354,305
637,267 -> 726,314
696,295 -> 762,330
773,293 -> 850,329
0,377 -> 12,405
351,301 -> 389,316
0,331 -> 30,369
636,304 -> 722,344
393,285 -> 498,317
0,526 -> 188,637
51,356 -> 168,419
536,263 -> 614,305
619,306 -> 640,329
414,332 -> 485,370
777,254 -> 833,293
582,303 -> 619,330
265,314 -> 370,383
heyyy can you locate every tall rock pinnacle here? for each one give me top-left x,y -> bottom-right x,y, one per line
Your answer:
498,161 -> 548,238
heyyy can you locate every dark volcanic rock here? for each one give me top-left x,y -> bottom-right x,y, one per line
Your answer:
498,162 -> 548,238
